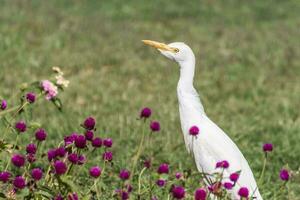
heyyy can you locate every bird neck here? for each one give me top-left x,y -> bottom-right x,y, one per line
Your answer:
177,58 -> 195,91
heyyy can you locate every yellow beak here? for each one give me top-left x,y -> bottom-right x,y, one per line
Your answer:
142,40 -> 178,53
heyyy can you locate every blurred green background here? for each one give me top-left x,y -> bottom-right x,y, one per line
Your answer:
0,0 -> 299,198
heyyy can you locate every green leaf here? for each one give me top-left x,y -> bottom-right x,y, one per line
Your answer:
0,193 -> 6,198
51,97 -> 63,111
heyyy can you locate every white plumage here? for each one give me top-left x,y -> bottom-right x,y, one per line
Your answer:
143,40 -> 263,199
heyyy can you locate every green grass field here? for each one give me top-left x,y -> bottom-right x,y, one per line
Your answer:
1,0 -> 300,199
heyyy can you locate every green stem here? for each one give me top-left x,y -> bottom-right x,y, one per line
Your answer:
138,167 -> 146,197
4,134 -> 19,170
258,153 -> 267,185
130,122 -> 145,180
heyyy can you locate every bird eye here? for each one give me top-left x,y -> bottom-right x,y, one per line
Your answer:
174,48 -> 179,53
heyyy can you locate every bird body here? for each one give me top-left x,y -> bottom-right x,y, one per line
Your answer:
142,40 -> 263,199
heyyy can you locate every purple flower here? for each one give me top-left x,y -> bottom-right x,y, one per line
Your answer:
238,187 -> 249,198
1,99 -> 7,110
83,117 -> 95,130
54,194 -> 64,200
77,155 -> 86,165
13,176 -> 26,189
103,138 -> 113,148
54,160 -> 67,175
15,121 -> 26,133
126,184 -> 133,193
55,147 -> 66,157
89,166 -> 101,178
92,137 -> 102,148
27,153 -> 36,163
85,130 -> 94,141
172,185 -> 185,199
31,168 -> 43,181
144,159 -> 151,169
263,143 -> 273,152
279,169 -> 290,181
150,121 -> 160,132
157,163 -> 169,174
121,190 -> 129,200
175,172 -> 182,179
11,154 -> 25,167
223,182 -> 233,190
215,160 -> 229,169
75,135 -> 87,149
35,128 -> 47,141
140,107 -> 152,118
0,171 -> 11,183
41,80 -> 58,100
68,153 -> 78,164
156,179 -> 166,187
194,188 -> 207,200
26,92 -> 36,103
229,172 -> 239,182
64,133 -> 78,145
119,169 -> 130,180
47,149 -> 56,161
189,125 -> 199,136
102,151 -> 113,162
26,143 -> 37,154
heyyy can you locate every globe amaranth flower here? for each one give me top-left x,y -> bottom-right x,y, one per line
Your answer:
54,160 -> 67,175
67,192 -> 78,200
194,188 -> 207,200
175,172 -> 182,179
31,168 -> 43,181
215,160 -> 229,169
172,185 -> 185,199
140,107 -> 152,118
208,182 -> 222,194
120,190 -> 129,200
54,194 -> 64,200
13,176 -> 26,189
223,182 -> 233,190
126,184 -> 133,193
48,149 -> 56,161
35,128 -> 47,141
26,92 -> 36,103
150,121 -> 160,132
144,159 -> 151,169
263,143 -> 273,152
26,143 -> 37,154
89,166 -> 101,178
92,137 -> 102,148
77,155 -> 86,165
0,171 -> 11,183
75,135 -> 87,149
189,125 -> 200,136
83,117 -> 95,130
119,169 -> 130,180
55,147 -> 66,157
64,133 -> 78,145
279,169 -> 290,181
230,172 -> 239,182
157,163 -> 169,174
27,153 -> 36,163
238,187 -> 249,198
102,151 -> 113,162
11,154 -> 25,167
15,121 -> 26,133
68,153 -> 78,164
41,80 -> 58,100
156,179 -> 166,187
103,138 -> 113,148
85,130 -> 94,141
1,99 -> 7,110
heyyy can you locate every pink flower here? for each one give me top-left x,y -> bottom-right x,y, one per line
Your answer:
41,80 -> 58,100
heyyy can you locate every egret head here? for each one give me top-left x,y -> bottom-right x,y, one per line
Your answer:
142,40 -> 195,64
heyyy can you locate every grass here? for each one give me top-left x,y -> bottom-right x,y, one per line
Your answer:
0,0 -> 299,199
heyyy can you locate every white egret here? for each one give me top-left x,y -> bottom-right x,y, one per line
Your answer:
142,40 -> 263,200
